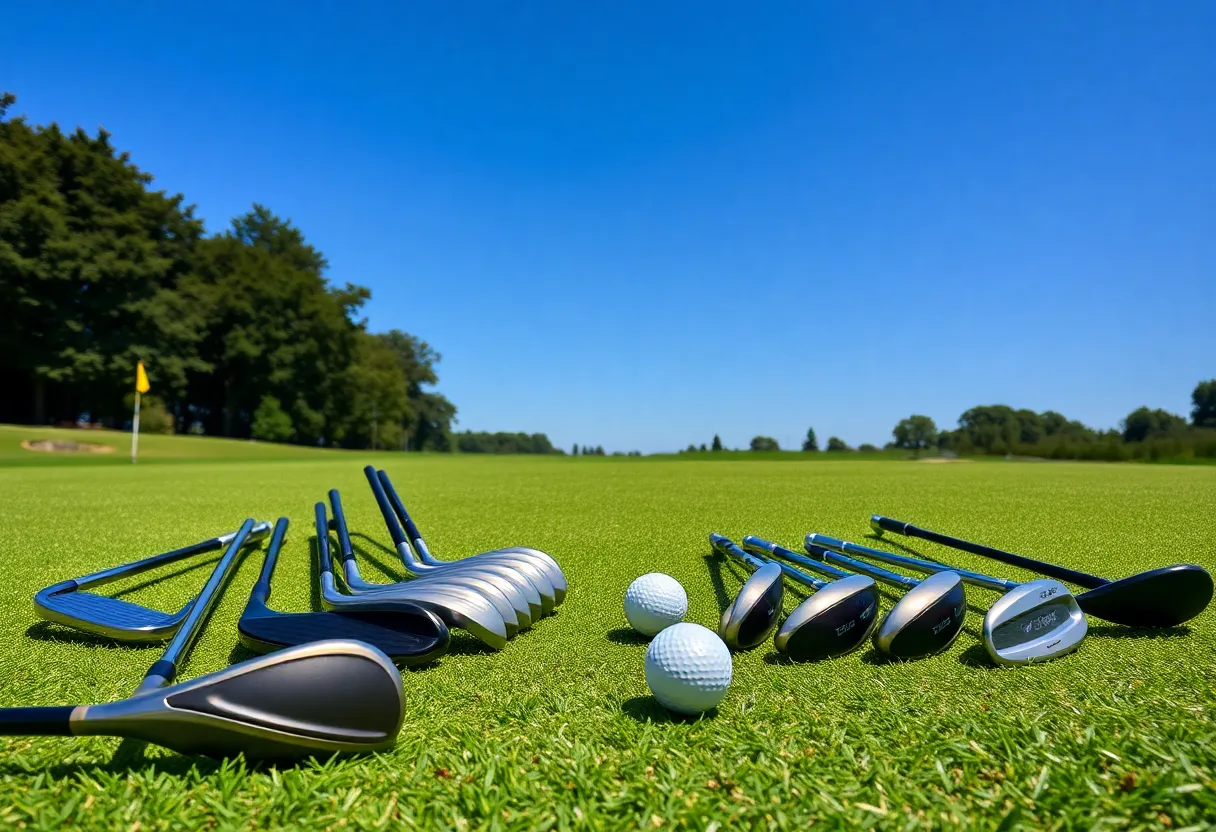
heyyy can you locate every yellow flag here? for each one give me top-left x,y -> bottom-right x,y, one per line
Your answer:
135,361 -> 150,394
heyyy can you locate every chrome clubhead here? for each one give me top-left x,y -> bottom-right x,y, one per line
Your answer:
873,571 -> 967,660
34,584 -> 190,643
775,574 -> 880,661
983,579 -> 1086,666
75,639 -> 405,759
719,562 -> 783,650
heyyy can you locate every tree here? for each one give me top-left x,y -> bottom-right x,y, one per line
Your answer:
750,436 -> 780,451
1121,407 -> 1188,443
595,445 -> 605,456
858,443 -> 878,452
1193,380 -> 1216,428
572,443 -> 579,456
699,443 -> 707,452
801,428 -> 818,452
826,436 -> 850,451
892,415 -> 937,450
711,434 -> 722,451
251,395 -> 294,443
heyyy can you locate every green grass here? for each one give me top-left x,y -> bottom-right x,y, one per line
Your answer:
0,452 -> 1213,830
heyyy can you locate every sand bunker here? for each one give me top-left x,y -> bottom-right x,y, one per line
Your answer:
22,439 -> 114,454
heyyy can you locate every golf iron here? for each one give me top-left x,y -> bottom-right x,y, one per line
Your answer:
34,522 -> 273,642
808,533 -> 1087,666
1,519 -> 406,759
870,515 -> 1213,627
793,538 -> 967,660
373,467 -> 568,606
238,516 -> 451,665
738,536 -> 882,661
315,502 -> 511,650
708,533 -> 783,650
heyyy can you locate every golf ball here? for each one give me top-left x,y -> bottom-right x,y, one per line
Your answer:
624,573 -> 688,636
644,622 -> 732,715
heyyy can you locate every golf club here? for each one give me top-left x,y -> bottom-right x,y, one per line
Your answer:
34,522 -> 272,642
708,533 -> 783,650
315,502 -> 510,650
1,519 -> 407,759
738,536 -> 881,661
374,467 -> 567,606
870,515 -> 1213,627
794,537 -> 967,660
366,468 -> 559,614
331,488 -> 529,633
808,533 -> 1087,666
238,516 -> 451,665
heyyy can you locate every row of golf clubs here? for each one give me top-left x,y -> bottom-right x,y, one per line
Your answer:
2,467 -> 565,760
713,517 -> 1211,664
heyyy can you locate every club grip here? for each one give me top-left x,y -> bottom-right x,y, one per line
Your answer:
870,515 -> 909,536
0,706 -> 77,735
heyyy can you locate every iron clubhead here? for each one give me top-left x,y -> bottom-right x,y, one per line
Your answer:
872,571 -> 967,660
774,574 -> 881,661
74,639 -> 404,759
983,579 -> 1086,666
719,562 -> 783,650
1076,564 -> 1213,628
35,583 -> 189,643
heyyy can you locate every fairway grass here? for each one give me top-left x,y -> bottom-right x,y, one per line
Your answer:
0,455 -> 1213,829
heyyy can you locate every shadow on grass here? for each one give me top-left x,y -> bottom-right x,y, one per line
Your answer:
957,642 -> 1000,669
1087,624 -> 1191,640
606,627 -> 650,646
109,557 -> 221,599
621,696 -> 717,724
24,621 -> 167,649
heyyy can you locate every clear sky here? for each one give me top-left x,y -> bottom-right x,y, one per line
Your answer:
4,1 -> 1213,452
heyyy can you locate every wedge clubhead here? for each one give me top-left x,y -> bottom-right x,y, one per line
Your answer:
709,534 -> 783,650
34,522 -> 272,642
808,532 -> 1086,665
870,515 -> 1212,627
740,536 -> 881,661
238,517 -> 451,665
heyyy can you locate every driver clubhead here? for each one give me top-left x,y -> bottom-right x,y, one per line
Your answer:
983,579 -> 1086,666
775,574 -> 881,661
75,640 -> 404,759
872,571 -> 967,660
1076,564 -> 1213,627
719,563 -> 783,651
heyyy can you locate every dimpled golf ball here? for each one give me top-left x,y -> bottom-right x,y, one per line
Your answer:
644,623 -> 732,715
624,573 -> 688,636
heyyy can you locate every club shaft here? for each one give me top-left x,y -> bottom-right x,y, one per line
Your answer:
136,518 -> 257,693
0,706 -> 77,735
741,536 -> 847,582
800,539 -> 922,590
252,517 -> 290,601
872,516 -> 1108,588
75,522 -> 270,589
376,469 -> 432,559
315,502 -> 337,571
708,534 -> 765,573
329,490 -> 353,558
808,533 -> 1017,591
364,466 -> 408,547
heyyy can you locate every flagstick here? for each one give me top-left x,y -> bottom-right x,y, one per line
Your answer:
131,391 -> 141,464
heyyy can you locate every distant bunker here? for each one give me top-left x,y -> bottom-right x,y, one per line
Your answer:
21,440 -> 115,454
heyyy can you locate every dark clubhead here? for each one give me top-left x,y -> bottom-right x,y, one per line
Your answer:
238,517 -> 451,666
873,571 -> 967,660
709,534 -> 784,651
1075,565 -> 1213,628
775,574 -> 881,661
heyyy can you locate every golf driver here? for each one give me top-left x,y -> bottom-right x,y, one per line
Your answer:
34,522 -> 272,642
334,487 -> 536,630
238,516 -> 451,665
808,533 -> 1087,666
871,515 -> 1213,627
793,537 -> 967,660
1,519 -> 407,759
315,502 -> 510,650
738,536 -> 881,661
708,533 -> 783,650
374,467 -> 567,606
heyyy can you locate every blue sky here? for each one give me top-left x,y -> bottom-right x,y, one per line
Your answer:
5,1 -> 1214,452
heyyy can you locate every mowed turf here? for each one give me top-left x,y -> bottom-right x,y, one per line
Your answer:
0,451 -> 1213,830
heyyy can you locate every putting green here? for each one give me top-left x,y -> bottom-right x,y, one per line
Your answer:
0,453 -> 1213,829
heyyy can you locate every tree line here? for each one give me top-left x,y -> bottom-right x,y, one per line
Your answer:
0,93 -> 566,453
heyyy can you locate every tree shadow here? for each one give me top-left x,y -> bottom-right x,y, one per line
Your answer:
621,695 -> 718,724
606,627 -> 649,646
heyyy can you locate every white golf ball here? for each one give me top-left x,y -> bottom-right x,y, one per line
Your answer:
644,622 -> 732,715
624,573 -> 688,636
